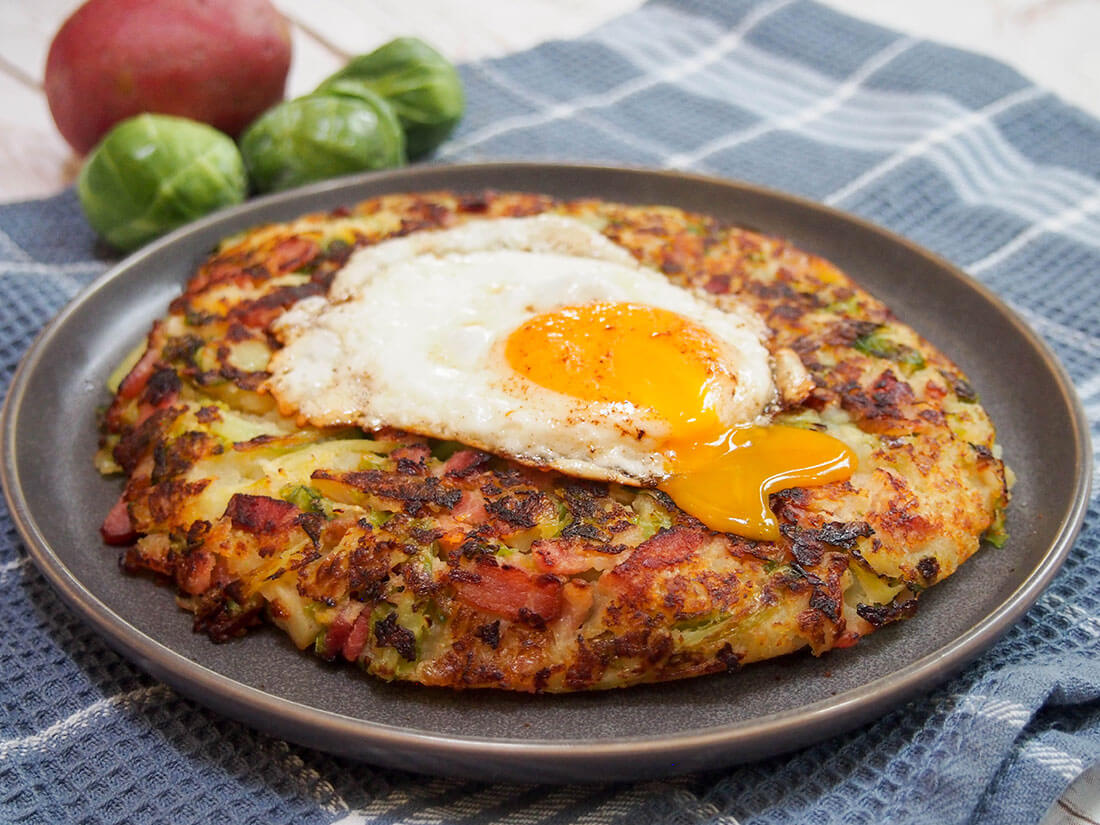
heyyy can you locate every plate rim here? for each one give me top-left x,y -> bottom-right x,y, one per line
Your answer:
2,162 -> 1092,778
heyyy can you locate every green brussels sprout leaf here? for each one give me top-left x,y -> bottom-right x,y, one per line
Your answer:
318,37 -> 464,159
77,114 -> 248,252
240,92 -> 406,194
852,329 -> 927,375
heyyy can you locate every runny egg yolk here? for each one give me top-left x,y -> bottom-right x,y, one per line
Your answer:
504,302 -> 856,541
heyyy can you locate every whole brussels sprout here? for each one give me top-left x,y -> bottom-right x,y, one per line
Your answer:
240,91 -> 406,193
317,37 -> 464,159
77,114 -> 248,251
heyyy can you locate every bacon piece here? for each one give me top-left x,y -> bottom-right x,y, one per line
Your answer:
391,444 -> 430,474
322,617 -> 352,661
177,548 -> 215,595
100,494 -> 137,545
531,537 -> 601,575
342,609 -> 372,661
441,449 -> 490,478
225,494 -> 298,534
230,282 -> 325,329
451,562 -> 563,624
112,408 -> 182,475
598,528 -> 711,601
628,527 -> 708,569
132,374 -> 181,428
391,444 -> 429,462
318,603 -> 364,661
833,630 -> 861,649
267,237 -> 319,274
117,345 -> 161,401
142,367 -> 181,406
107,345 -> 169,433
132,400 -> 170,429
183,260 -> 255,295
451,491 -> 488,524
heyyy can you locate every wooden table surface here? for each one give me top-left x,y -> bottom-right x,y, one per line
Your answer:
2,0 -> 1098,205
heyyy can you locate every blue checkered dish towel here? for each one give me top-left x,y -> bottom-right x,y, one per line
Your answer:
2,1 -> 1098,822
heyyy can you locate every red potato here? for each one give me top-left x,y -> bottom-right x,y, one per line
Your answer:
45,0 -> 292,155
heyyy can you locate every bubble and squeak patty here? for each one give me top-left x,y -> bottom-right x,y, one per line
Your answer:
96,191 -> 1009,692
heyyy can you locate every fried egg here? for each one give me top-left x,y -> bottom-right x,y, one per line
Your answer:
266,215 -> 855,540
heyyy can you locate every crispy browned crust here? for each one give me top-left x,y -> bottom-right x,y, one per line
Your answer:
97,191 -> 1009,692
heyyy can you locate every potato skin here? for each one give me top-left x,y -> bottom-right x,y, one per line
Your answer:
45,0 -> 291,154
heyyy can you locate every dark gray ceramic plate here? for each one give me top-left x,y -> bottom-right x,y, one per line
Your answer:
2,164 -> 1091,783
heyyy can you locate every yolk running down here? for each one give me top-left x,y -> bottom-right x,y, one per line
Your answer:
505,302 -> 856,541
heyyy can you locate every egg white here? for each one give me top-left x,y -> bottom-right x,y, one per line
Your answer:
265,215 -> 778,484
